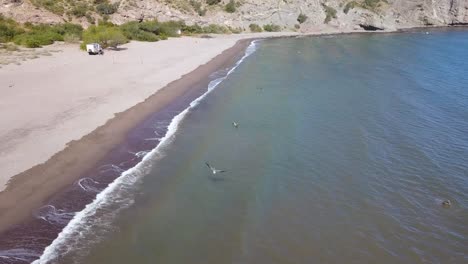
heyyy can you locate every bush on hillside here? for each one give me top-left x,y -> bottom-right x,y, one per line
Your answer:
297,13 -> 308,24
225,0 -> 236,13
363,0 -> 387,10
32,0 -> 65,15
322,4 -> 337,24
263,23 -> 281,32
0,15 -> 24,43
190,0 -> 206,16
249,23 -> 262,32
96,2 -> 119,15
343,1 -> 358,14
206,0 -> 221,5
203,24 -> 231,34
71,4 -> 89,17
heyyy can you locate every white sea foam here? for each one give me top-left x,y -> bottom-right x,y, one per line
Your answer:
34,205 -> 76,225
32,40 -> 258,264
0,249 -> 40,262
76,178 -> 101,193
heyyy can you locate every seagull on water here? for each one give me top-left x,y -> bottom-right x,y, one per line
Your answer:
232,121 -> 239,128
206,162 -> 226,174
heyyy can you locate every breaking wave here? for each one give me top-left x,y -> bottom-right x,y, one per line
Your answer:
32,40 -> 259,264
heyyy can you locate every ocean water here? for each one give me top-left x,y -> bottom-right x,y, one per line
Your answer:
36,29 -> 468,264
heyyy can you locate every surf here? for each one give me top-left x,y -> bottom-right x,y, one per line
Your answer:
32,40 -> 259,264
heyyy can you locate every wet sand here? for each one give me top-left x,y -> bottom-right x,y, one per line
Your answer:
0,37 -> 253,236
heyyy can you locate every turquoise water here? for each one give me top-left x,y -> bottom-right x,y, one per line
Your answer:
47,30 -> 468,263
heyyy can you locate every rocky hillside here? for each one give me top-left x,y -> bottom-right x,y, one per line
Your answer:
1,0 -> 468,31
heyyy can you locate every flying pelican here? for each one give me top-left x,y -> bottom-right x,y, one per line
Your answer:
232,121 -> 239,128
205,162 -> 226,174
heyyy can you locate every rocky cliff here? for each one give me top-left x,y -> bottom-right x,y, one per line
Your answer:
1,0 -> 468,31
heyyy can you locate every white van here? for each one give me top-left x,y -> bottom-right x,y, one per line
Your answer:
86,43 -> 104,55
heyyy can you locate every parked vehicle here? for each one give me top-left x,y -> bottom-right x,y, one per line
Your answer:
86,43 -> 104,55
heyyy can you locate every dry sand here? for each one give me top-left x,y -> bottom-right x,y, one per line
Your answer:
0,31 -> 300,232
0,32 -> 298,191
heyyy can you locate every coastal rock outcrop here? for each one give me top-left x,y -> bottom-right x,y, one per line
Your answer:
1,0 -> 468,30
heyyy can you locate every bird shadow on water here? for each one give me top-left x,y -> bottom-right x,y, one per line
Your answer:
208,176 -> 228,183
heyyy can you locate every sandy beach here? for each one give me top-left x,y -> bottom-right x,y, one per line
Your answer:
0,32 -> 303,233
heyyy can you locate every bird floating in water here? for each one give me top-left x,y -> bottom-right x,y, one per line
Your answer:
232,122 -> 239,128
442,200 -> 452,208
206,162 -> 226,175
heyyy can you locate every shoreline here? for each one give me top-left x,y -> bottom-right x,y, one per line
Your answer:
0,26 -> 466,261
0,37 -> 252,233
0,37 -> 254,264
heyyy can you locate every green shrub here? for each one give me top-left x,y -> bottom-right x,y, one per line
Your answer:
297,13 -> 308,24
249,23 -> 262,32
52,23 -> 83,36
82,24 -> 128,49
343,1 -> 358,14
14,32 -> 61,48
203,24 -> 230,34
120,21 -> 160,41
228,26 -> 242,34
181,23 -> 204,34
206,0 -> 221,5
322,4 -> 337,23
96,2 -> 119,15
0,15 -> 24,43
32,0 -> 65,15
363,0 -> 381,9
64,33 -> 80,43
11,23 -> 82,48
263,23 -> 281,32
225,0 -> 236,13
23,37 -> 42,48
86,13 -> 95,24
71,4 -> 88,17
190,0 -> 206,16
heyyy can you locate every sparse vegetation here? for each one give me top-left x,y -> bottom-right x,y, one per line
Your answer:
206,0 -> 221,5
70,3 -> 89,18
249,23 -> 263,32
190,0 -> 206,16
31,0 -> 65,15
14,23 -> 83,48
322,4 -> 337,24
0,43 -> 20,51
297,13 -> 308,24
225,0 -> 236,13
31,0 -> 119,19
362,0 -> 387,10
1,12 -> 240,50
263,23 -> 281,32
343,1 -> 358,14
343,0 -> 388,13
96,1 -> 119,15
0,16 -> 83,48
